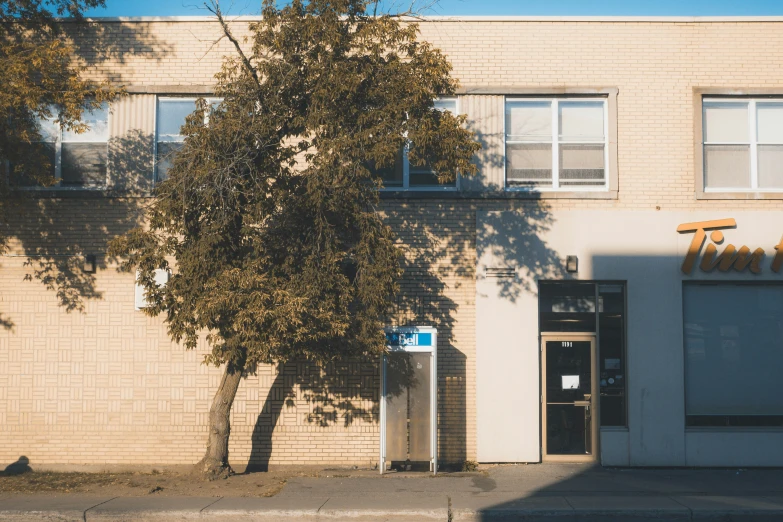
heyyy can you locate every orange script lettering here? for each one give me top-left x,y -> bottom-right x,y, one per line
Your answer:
677,219 -> 768,275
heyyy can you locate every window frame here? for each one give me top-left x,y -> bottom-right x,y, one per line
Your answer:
504,96 -> 610,193
695,89 -> 783,200
154,95 -> 222,184
20,103 -> 110,190
538,279 -> 629,429
702,97 -> 783,194
378,96 -> 461,192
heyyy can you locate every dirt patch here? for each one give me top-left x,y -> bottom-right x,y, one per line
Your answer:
0,469 -> 320,497
0,466 -> 482,497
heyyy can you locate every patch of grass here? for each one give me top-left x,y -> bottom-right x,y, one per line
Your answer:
461,460 -> 479,472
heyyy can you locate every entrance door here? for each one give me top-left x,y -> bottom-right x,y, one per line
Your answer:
541,335 -> 598,462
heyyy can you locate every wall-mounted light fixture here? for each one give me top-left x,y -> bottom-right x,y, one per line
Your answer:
83,255 -> 97,274
565,255 -> 578,273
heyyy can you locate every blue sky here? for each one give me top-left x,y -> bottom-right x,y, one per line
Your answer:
85,0 -> 783,18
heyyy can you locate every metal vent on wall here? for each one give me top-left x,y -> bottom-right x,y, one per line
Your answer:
484,267 -> 516,278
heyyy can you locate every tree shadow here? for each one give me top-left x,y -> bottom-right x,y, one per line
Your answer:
108,129 -> 155,194
246,360 -> 381,471
65,18 -> 174,71
476,201 -> 568,304
238,88 -> 564,468
385,201 -> 469,468
0,13 -> 170,327
0,315 -> 12,330
244,190 -> 563,471
463,114 -> 505,192
243,195 -> 470,471
0,129 -> 152,326
390,197 -> 564,467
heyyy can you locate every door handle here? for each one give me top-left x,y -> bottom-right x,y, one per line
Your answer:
573,400 -> 590,407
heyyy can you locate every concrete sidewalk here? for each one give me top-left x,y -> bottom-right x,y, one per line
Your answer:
3,464 -> 783,520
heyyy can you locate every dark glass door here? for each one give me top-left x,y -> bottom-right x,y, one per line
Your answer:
542,337 -> 598,461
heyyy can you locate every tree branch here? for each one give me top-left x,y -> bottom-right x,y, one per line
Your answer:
368,0 -> 441,19
205,0 -> 262,91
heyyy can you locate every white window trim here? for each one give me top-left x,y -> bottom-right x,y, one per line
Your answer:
504,96 -> 610,192
703,97 -> 783,193
379,96 -> 461,192
20,104 -> 110,190
154,95 -> 222,184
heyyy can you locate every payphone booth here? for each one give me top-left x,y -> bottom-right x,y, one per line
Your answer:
380,327 -> 437,474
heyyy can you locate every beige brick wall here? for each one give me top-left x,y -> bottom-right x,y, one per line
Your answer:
2,18 -> 783,468
0,201 -> 380,468
0,197 -> 475,468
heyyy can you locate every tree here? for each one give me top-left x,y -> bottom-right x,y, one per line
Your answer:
108,0 -> 481,479
0,0 -> 118,231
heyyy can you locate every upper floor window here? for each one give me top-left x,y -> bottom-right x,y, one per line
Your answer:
155,96 -> 220,182
24,104 -> 109,188
703,99 -> 783,192
505,98 -> 608,191
378,97 -> 459,190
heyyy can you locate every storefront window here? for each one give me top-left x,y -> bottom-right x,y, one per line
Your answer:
684,283 -> 783,427
598,284 -> 626,427
539,281 -> 627,427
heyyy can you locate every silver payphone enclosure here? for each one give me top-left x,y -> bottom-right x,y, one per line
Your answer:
380,326 -> 437,474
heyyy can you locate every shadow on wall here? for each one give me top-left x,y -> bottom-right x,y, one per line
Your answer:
0,129 -> 153,329
6,196 -> 145,310
390,197 -> 565,465
0,15 -> 172,328
67,19 -> 174,70
0,313 -> 12,331
385,200 -> 473,467
464,117 -> 505,191
109,130 -> 156,195
245,195 -> 472,471
242,194 -> 565,471
246,360 -> 382,472
476,201 -> 568,303
244,199 -> 469,471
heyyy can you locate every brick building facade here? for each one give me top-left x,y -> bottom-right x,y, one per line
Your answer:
2,16 -> 783,469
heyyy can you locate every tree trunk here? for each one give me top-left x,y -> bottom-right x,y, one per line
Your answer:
193,364 -> 243,479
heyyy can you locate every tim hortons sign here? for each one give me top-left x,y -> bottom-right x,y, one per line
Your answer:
677,219 -> 783,275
